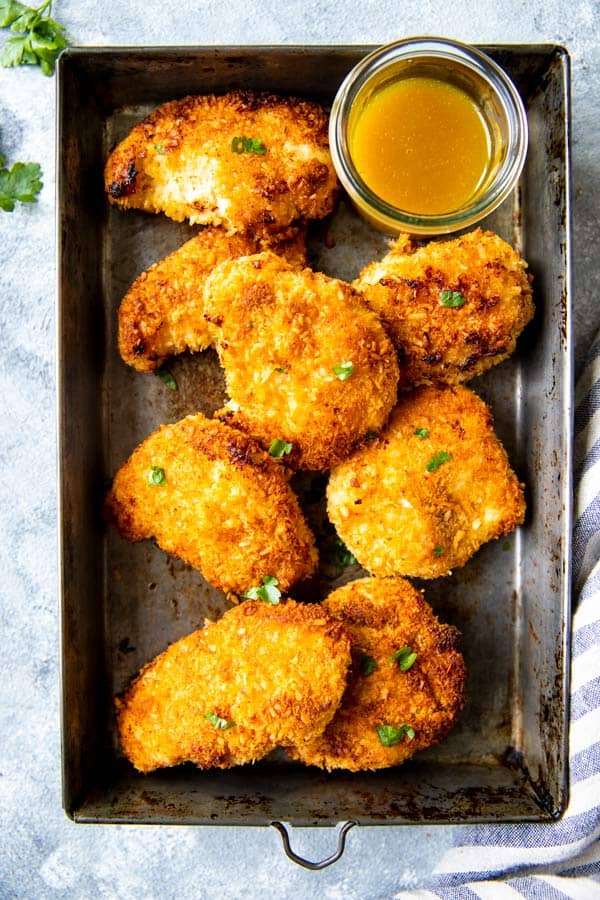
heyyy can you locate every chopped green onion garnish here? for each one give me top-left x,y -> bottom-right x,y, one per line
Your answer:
231,136 -> 267,155
426,451 -> 452,472
376,723 -> 415,747
204,712 -> 236,730
148,466 -> 167,486
439,290 -> 467,308
360,654 -> 377,676
333,361 -> 354,380
389,646 -> 417,671
243,575 -> 281,604
414,427 -> 429,439
156,366 -> 177,391
269,439 -> 293,458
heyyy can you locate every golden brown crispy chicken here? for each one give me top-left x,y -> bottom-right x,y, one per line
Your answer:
104,413 -> 317,595
105,91 -> 339,235
286,577 -> 466,771
116,599 -> 352,772
327,385 -> 525,578
354,229 -> 534,387
203,252 -> 399,471
118,226 -> 307,372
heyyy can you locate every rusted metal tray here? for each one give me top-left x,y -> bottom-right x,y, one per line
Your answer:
57,44 -> 572,830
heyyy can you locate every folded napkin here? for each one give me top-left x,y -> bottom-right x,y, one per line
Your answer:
401,333 -> 600,899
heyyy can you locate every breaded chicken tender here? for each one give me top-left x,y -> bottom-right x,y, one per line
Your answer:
328,385 -> 525,578
104,413 -> 317,594
116,599 -> 352,772
354,229 -> 534,387
118,226 -> 307,372
105,91 -> 339,235
203,252 -> 399,470
287,577 -> 465,771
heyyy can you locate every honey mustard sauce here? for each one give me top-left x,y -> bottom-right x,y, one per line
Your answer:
348,76 -> 493,215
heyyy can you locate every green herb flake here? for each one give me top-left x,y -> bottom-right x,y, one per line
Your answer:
153,143 -> 165,154
389,645 -> 417,672
376,723 -> 415,747
360,654 -> 377,676
148,465 -> 167,486
242,575 -> 281,605
365,431 -> 379,441
274,366 -> 288,374
268,438 -> 293,458
156,366 -> 177,391
0,156 -> 42,211
0,0 -> 68,75
330,536 -> 358,573
426,450 -> 452,472
439,290 -> 467,308
502,541 -> 511,551
231,136 -> 267,155
433,546 -> 445,557
204,712 -> 235,730
333,360 -> 354,381
414,427 -> 429,439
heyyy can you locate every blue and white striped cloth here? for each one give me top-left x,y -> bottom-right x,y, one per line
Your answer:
401,332 -> 600,899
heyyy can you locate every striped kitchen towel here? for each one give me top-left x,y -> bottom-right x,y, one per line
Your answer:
401,331 -> 600,900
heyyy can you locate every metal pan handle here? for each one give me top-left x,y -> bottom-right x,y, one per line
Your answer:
270,820 -> 357,870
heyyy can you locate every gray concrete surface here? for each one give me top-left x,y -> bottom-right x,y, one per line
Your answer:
1,1 -> 598,897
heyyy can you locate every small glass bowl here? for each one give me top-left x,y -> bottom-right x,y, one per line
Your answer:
329,37 -> 528,236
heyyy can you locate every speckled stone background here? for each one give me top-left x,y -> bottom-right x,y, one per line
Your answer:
1,1 -> 598,897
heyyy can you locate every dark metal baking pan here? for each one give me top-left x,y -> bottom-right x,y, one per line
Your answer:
57,44 -> 572,828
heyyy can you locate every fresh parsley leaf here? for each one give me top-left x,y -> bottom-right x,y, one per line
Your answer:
0,0 -> 68,75
153,143 -> 165,154
365,431 -> 379,441
231,136 -> 267,155
433,545 -> 445,557
376,723 -> 415,747
156,366 -> 177,391
0,158 -> 42,211
389,645 -> 417,671
274,366 -> 287,374
425,450 -> 452,472
414,427 -> 429,439
243,575 -> 281,604
268,438 -> 292,458
360,654 -> 377,676
204,712 -> 235,730
333,360 -> 354,380
329,536 -> 357,573
439,289 -> 467,308
148,465 -> 167,486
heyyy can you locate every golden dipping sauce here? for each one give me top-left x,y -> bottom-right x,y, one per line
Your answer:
348,76 -> 493,216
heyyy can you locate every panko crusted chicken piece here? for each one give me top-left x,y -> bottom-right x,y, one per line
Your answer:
104,413 -> 317,595
204,252 -> 400,471
116,599 -> 352,772
353,229 -> 534,387
328,385 -> 525,579
118,226 -> 307,372
286,577 -> 465,771
104,91 -> 339,235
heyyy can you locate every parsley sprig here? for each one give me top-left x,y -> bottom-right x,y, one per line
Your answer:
0,153 -> 42,211
0,0 -> 68,75
243,575 -> 281,604
376,723 -> 415,747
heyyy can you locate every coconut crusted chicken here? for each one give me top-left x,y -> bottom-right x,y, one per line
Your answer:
118,226 -> 307,372
104,413 -> 317,595
104,91 -> 339,235
286,577 -> 466,771
354,229 -> 534,388
116,599 -> 352,772
203,252 -> 399,471
328,385 -> 525,579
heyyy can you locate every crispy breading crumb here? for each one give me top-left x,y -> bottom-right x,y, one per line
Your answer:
105,91 -> 339,234
104,413 -> 317,594
327,385 -> 525,578
286,577 -> 466,771
116,599 -> 352,772
354,229 -> 534,387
